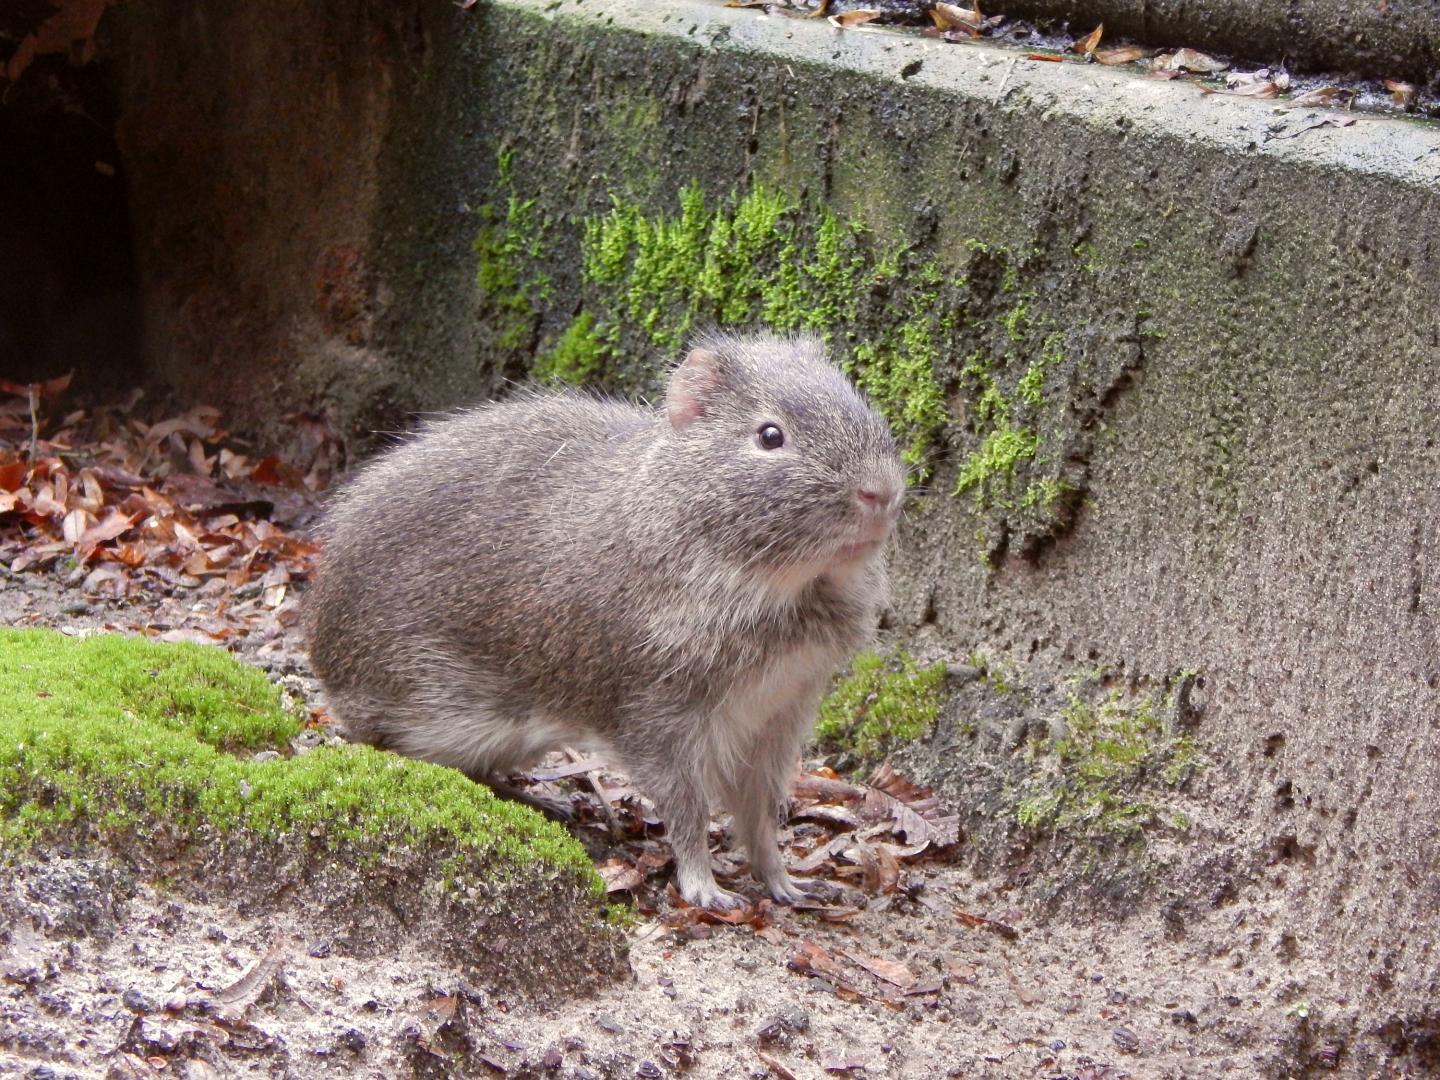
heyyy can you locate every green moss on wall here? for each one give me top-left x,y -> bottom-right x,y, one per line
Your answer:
475,161 -> 1140,544
815,649 -> 948,760
0,628 -> 598,890
530,183 -> 956,473
474,151 -> 553,351
1014,682 -> 1199,841
531,311 -> 612,385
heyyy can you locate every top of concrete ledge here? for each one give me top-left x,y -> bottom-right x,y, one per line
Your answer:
511,0 -> 1440,193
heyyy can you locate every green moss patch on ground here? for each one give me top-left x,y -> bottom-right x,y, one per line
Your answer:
815,649 -> 948,761
0,628 -> 596,881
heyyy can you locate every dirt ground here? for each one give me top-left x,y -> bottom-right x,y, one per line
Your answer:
1,563 -> 1419,1080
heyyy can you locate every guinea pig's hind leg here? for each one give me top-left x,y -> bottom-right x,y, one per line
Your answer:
478,774 -> 578,824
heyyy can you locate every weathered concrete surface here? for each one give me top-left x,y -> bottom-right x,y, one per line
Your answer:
94,0 -> 1440,1066
997,0 -> 1440,86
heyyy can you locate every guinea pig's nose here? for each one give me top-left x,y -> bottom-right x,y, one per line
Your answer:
856,484 -> 902,514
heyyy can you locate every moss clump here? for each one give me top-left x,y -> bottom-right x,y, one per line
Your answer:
534,183 -> 953,473
953,295 -> 1065,510
815,650 -> 948,760
532,311 -> 612,386
1014,684 -> 1199,841
849,259 -> 954,473
474,151 -> 553,351
0,628 -> 597,888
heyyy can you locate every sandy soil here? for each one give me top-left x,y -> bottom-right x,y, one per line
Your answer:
0,572 -> 1419,1080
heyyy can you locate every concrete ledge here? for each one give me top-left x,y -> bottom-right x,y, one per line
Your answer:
995,0 -> 1440,86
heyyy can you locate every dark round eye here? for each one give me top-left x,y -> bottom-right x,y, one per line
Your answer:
756,423 -> 785,450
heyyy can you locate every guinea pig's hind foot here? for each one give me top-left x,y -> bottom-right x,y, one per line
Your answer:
765,872 -> 837,906
482,776 -> 578,824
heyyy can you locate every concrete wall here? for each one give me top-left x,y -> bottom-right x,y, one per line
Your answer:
101,0 -> 1440,1063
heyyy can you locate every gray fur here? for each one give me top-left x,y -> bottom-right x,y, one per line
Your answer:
305,331 -> 905,908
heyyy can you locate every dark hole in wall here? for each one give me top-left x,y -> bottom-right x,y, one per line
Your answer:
0,44 -> 141,394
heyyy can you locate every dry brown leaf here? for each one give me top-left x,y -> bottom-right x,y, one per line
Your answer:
955,908 -> 1019,940
597,859 -> 645,894
143,406 -> 220,446
792,771 -> 867,804
757,1050 -> 800,1080
530,757 -> 609,782
1384,79 -> 1417,108
930,2 -> 983,34
791,832 -> 853,874
1070,23 -> 1103,56
408,994 -> 458,1057
211,939 -> 285,1023
829,9 -> 879,28
1094,45 -> 1150,65
790,802 -> 860,829
855,841 -> 902,895
1206,79 -> 1283,98
840,948 -> 917,988
1165,47 -> 1228,73
1025,52 -> 1064,62
1285,86 -> 1354,109
0,373 -> 73,399
0,460 -> 27,491
76,510 -> 136,552
61,508 -> 93,544
1225,69 -> 1288,94
787,939 -> 850,983
859,763 -> 960,850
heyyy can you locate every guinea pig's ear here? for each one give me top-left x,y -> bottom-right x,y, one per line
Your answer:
665,348 -> 723,429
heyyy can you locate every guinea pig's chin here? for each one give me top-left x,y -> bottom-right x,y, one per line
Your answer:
831,537 -> 886,564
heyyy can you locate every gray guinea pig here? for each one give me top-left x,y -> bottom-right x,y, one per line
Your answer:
305,331 -> 905,909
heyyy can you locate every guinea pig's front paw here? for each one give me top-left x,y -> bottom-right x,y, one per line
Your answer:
681,881 -> 751,912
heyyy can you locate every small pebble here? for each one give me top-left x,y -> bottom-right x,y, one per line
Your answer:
339,1028 -> 367,1052
1112,1026 -> 1140,1053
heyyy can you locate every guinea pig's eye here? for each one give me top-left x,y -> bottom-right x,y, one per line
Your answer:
756,423 -> 785,451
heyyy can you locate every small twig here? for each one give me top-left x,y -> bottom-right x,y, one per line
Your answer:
27,385 -> 39,462
565,745 -> 623,839
993,56 -> 1017,105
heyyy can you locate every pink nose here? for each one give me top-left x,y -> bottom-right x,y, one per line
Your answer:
856,486 -> 900,511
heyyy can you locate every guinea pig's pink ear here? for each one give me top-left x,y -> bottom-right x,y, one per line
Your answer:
665,348 -> 723,429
